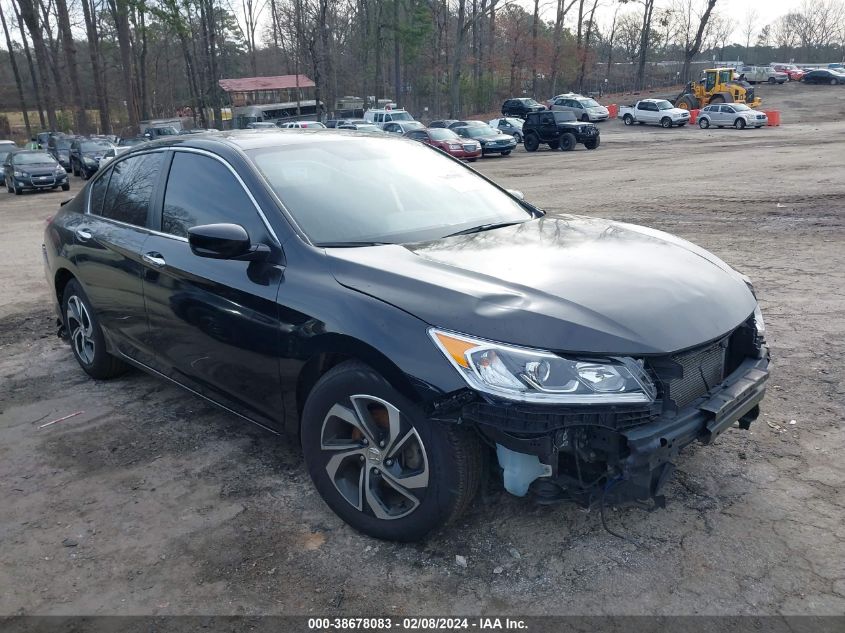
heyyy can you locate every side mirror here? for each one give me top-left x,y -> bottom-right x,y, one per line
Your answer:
188,223 -> 270,261
507,189 -> 525,200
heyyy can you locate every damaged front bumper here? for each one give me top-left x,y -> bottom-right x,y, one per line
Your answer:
461,351 -> 769,507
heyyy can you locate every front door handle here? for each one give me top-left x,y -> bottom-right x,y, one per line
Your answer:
75,227 -> 92,241
142,252 -> 166,268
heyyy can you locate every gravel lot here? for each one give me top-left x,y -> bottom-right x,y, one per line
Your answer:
1,81 -> 844,617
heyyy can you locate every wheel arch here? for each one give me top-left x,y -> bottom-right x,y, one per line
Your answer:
54,267 -> 76,305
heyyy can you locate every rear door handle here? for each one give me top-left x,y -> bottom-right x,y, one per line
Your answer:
142,252 -> 166,267
75,228 -> 92,241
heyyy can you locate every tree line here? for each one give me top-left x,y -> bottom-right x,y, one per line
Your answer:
0,0 -> 844,137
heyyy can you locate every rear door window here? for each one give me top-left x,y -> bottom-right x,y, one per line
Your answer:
96,152 -> 164,227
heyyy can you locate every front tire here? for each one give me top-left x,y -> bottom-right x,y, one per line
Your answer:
501,150 -> 511,156
735,118 -> 746,129
559,132 -> 576,151
62,183 -> 70,191
661,117 -> 672,129
301,361 -> 483,541
62,279 -> 128,379
831,79 -> 838,86
584,137 -> 600,150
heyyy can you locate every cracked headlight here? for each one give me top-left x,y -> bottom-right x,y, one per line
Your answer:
430,329 -> 656,404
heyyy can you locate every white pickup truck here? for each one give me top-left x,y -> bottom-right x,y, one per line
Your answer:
618,99 -> 691,128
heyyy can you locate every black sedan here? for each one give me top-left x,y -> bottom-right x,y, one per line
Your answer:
801,69 -> 845,85
70,138 -> 114,178
4,150 -> 69,194
452,125 -> 517,156
43,131 -> 769,541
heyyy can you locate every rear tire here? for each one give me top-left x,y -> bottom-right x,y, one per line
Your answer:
623,114 -> 634,125
559,133 -> 576,151
524,133 -> 540,152
581,114 -> 590,122
62,279 -> 129,380
301,361 -> 483,542
14,184 -> 22,195
709,95 -> 725,104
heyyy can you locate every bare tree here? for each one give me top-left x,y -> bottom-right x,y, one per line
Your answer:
0,1 -> 31,135
742,7 -> 758,60
14,0 -> 58,129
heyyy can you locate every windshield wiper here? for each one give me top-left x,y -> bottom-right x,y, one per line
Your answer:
316,241 -> 392,248
443,221 -> 525,238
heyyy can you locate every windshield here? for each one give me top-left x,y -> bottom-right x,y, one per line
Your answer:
248,137 -> 530,245
402,121 -> 424,130
14,152 -> 55,165
389,112 -> 413,121
656,100 -> 674,110
552,111 -> 576,122
580,99 -> 600,108
460,127 -> 494,138
0,150 -> 11,163
81,141 -> 112,152
521,99 -> 540,106
429,128 -> 459,141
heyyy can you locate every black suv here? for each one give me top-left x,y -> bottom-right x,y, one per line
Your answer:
70,138 -> 114,179
522,110 -> 600,151
501,98 -> 546,118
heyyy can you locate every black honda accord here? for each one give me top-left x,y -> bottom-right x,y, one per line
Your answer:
43,130 -> 769,541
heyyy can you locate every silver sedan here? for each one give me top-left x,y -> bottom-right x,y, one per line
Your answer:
698,104 -> 768,129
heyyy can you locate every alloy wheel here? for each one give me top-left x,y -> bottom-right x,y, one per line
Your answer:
67,295 -> 95,365
320,395 -> 429,520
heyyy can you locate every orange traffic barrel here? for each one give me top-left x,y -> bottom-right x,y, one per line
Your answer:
765,110 -> 781,126
689,109 -> 699,124
607,104 -> 618,119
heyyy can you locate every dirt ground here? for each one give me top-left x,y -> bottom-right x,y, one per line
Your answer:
1,81 -> 844,617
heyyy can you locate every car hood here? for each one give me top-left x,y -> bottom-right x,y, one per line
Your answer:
327,216 -> 756,355
473,134 -> 513,142
664,108 -> 690,116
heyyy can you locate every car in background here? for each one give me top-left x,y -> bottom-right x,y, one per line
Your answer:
501,97 -> 546,118
446,120 -> 488,131
452,125 -> 516,156
337,123 -> 385,133
828,63 -> 845,71
100,146 -> 134,167
802,68 -> 845,85
772,64 -> 806,81
697,103 -> 768,129
0,142 -> 17,167
363,108 -> 415,128
550,95 -> 610,122
619,99 -> 690,128
118,137 -> 148,147
142,126 -> 180,139
247,122 -> 279,129
3,149 -> 68,194
47,135 -> 77,172
278,121 -> 327,129
70,138 -> 114,178
737,65 -> 787,84
522,110 -> 600,151
403,127 -> 482,161
326,118 -> 366,129
35,131 -> 55,149
487,117 -> 524,143
428,120 -> 459,129
383,121 -> 425,135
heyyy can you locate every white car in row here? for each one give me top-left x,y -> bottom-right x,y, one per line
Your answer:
618,99 -> 690,128
548,93 -> 610,122
697,104 -> 768,129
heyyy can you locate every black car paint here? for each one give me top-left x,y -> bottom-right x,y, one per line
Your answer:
4,151 -> 68,192
43,131 -> 768,513
523,111 -> 600,148
501,98 -> 547,118
453,127 -> 517,155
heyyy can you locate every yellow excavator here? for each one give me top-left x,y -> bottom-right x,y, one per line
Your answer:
675,68 -> 762,110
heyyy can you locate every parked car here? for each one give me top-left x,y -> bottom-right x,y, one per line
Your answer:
247,122 -> 279,129
549,95 -> 610,122
326,118 -> 365,129
737,66 -> 787,84
383,121 -> 425,135
42,130 -> 769,541
118,137 -> 149,147
0,142 -> 17,167
70,138 -> 114,178
487,117 -> 524,142
522,110 -> 600,151
278,121 -> 327,129
4,149 -> 69,194
363,108 -> 415,128
771,64 -> 806,81
452,125 -> 516,156
142,126 -> 180,138
403,127 -> 481,161
619,99 -> 690,128
501,97 -> 546,118
428,120 -> 459,129
337,123 -> 385,133
47,135 -> 76,171
801,69 -> 845,85
697,104 -> 768,129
